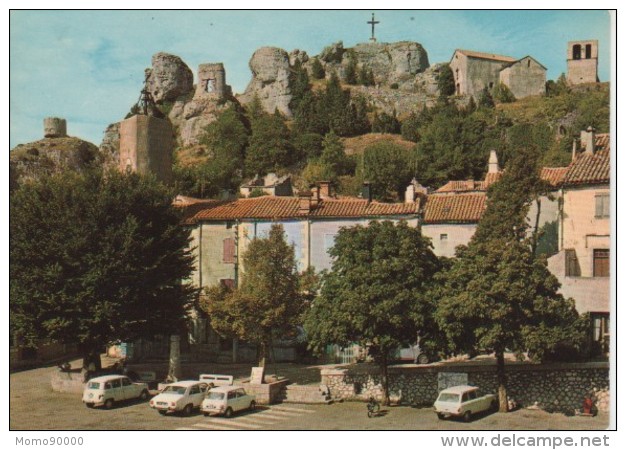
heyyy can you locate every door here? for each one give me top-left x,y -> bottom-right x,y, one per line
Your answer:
189,384 -> 204,407
109,378 -> 123,401
120,377 -> 134,400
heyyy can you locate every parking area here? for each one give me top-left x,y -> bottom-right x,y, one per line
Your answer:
10,361 -> 609,431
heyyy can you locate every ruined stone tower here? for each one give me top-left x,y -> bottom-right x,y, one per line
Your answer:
567,40 -> 599,85
119,73 -> 173,183
43,117 -> 67,138
195,63 -> 231,99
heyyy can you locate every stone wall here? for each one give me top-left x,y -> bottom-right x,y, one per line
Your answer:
321,362 -> 609,414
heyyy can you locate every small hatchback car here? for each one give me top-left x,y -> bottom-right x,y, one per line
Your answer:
82,375 -> 149,409
150,380 -> 209,416
433,385 -> 497,422
201,386 -> 256,418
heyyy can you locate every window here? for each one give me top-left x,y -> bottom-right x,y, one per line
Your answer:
488,81 -> 494,89
111,379 -> 121,389
565,249 -> 580,277
527,59 -> 531,68
591,313 -> 609,355
468,391 -> 477,400
585,44 -> 592,59
122,378 -> 131,386
440,234 -> 448,241
573,44 -> 581,60
595,194 -> 610,218
190,386 -> 200,395
223,237 -> 235,263
593,249 -> 609,277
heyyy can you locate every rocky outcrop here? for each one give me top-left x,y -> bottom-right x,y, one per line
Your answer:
99,122 -> 120,169
238,47 -> 293,117
10,136 -> 102,187
146,52 -> 194,103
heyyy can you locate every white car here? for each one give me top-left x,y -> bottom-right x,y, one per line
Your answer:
150,380 -> 208,416
434,385 -> 497,422
201,386 -> 256,418
82,375 -> 149,409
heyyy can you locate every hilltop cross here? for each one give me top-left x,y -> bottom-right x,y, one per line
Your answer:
368,13 -> 379,42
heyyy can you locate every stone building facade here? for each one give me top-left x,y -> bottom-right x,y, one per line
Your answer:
567,40 -> 599,85
449,49 -> 546,99
119,114 -> 173,183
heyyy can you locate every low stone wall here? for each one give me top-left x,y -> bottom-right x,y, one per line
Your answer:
242,379 -> 290,405
51,370 -> 86,394
321,362 -> 609,414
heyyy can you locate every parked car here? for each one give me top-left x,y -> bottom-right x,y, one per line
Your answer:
395,342 -> 435,364
201,386 -> 256,418
433,385 -> 497,422
150,380 -> 209,416
82,375 -> 149,409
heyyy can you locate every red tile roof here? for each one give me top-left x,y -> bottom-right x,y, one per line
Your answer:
423,193 -> 487,224
454,49 -> 516,63
594,133 -> 610,152
563,149 -> 610,186
540,167 -> 569,187
435,180 -> 486,193
183,196 -> 420,224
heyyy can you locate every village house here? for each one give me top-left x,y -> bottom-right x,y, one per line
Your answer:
547,128 -> 610,356
179,184 -> 420,362
449,49 -> 546,99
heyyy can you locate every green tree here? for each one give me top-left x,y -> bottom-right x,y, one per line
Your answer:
492,82 -> 516,103
289,59 -> 311,112
359,66 -> 375,86
437,64 -> 456,97
435,149 -> 588,412
478,87 -> 495,109
305,221 -> 442,405
545,73 -> 570,97
400,111 -> 423,142
345,56 -> 358,85
10,170 -> 196,371
246,110 -> 293,176
201,225 -> 306,368
361,141 -> 415,201
311,57 -> 326,80
372,110 -> 401,134
319,131 -> 353,177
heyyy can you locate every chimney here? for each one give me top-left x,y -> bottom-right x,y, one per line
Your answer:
581,126 -> 596,155
318,181 -> 331,199
571,138 -> 578,162
488,150 -> 500,174
362,182 -> 372,203
467,179 -> 475,190
405,182 -> 416,204
299,192 -> 312,214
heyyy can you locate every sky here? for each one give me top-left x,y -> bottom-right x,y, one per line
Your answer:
9,10 -> 612,149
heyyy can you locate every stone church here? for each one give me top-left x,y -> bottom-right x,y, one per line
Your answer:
449,49 -> 547,99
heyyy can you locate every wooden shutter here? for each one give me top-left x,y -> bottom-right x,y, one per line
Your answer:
593,249 -> 610,277
223,238 -> 235,264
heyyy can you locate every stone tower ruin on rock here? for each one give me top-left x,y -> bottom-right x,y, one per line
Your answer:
119,71 -> 173,183
566,40 -> 599,85
195,63 -> 231,99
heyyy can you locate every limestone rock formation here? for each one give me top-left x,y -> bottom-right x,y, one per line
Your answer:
146,52 -> 194,103
99,122 -> 120,169
10,136 -> 101,187
238,47 -> 293,117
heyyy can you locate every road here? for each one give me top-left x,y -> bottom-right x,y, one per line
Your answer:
10,363 -> 610,431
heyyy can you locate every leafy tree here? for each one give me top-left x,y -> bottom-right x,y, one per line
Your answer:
10,170 -> 196,371
437,64 -> 456,97
246,110 -> 293,176
311,57 -> 325,79
345,55 -> 358,85
400,111 -> 422,142
305,221 -> 442,405
361,141 -> 415,201
292,132 -> 324,162
201,225 -> 306,368
173,105 -> 249,198
492,82 -> 516,103
545,73 -> 570,97
478,87 -> 495,109
372,110 -> 401,134
319,131 -> 354,177
435,148 -> 587,412
359,66 -> 375,86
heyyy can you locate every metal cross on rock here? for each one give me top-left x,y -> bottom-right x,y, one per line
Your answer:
368,13 -> 379,42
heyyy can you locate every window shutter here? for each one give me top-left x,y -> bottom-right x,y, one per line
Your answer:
593,249 -> 610,277
223,238 -> 235,263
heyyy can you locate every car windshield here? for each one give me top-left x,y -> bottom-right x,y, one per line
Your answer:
438,393 -> 460,402
207,392 -> 225,400
87,382 -> 100,389
162,386 -> 187,395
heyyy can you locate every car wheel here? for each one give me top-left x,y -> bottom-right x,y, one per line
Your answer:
249,401 -> 256,411
158,410 -> 167,415
437,413 -> 445,420
139,390 -> 149,401
203,412 -> 210,417
183,404 -> 193,416
490,400 -> 498,412
85,403 -> 94,409
224,407 -> 233,418
463,411 -> 472,422
417,353 -> 430,364
104,399 -> 114,410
